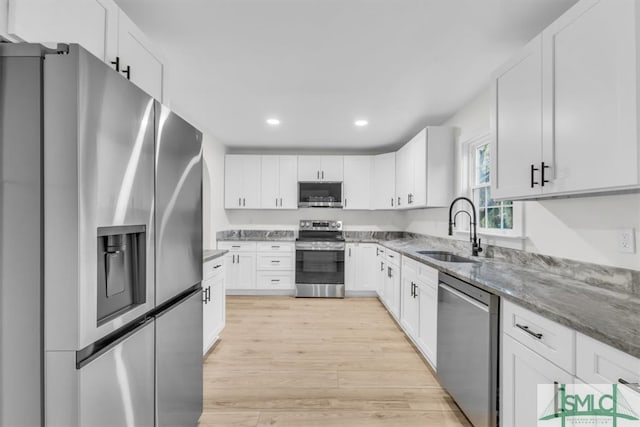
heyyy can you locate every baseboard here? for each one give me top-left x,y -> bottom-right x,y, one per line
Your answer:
226,289 -> 296,296
345,290 -> 378,297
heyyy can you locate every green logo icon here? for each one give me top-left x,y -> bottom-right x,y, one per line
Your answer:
539,384 -> 639,426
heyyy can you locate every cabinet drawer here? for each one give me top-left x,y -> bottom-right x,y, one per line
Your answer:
203,259 -> 224,280
576,333 -> 640,390
257,253 -> 293,270
385,248 -> 401,267
257,272 -> 294,289
257,242 -> 294,252
217,241 -> 257,252
502,300 -> 575,374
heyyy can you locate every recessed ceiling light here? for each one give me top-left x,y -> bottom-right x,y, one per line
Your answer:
354,119 -> 368,127
266,118 -> 280,126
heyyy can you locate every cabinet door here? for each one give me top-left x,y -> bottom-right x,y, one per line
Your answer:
400,271 -> 419,340
344,244 -> 358,291
278,156 -> 298,209
492,35 -> 543,200
357,244 -> 377,291
211,275 -> 225,339
395,143 -> 411,208
298,156 -> 322,181
372,153 -> 395,209
224,155 -> 244,209
117,10 -> 163,100
320,156 -> 343,181
385,264 -> 401,319
261,156 -> 280,209
343,156 -> 371,210
543,0 -> 638,194
202,279 -> 215,354
240,156 -> 261,209
8,0 -> 108,61
502,334 -> 574,427
222,253 -> 240,289
410,130 -> 426,207
417,281 -> 437,368
236,253 -> 256,288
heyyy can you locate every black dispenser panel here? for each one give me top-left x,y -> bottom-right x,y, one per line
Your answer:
97,225 -> 146,325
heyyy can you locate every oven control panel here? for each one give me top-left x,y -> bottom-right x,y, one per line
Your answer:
299,220 -> 342,231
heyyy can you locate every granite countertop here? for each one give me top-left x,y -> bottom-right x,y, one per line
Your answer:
217,230 -> 295,241
203,249 -> 227,262
369,237 -> 640,359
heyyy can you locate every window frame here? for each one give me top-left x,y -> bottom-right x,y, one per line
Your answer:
455,134 -> 524,239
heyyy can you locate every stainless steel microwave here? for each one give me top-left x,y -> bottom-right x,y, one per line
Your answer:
298,182 -> 343,208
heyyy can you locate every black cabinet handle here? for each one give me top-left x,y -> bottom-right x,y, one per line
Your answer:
541,162 -> 550,187
280,198 -> 283,206
111,56 -> 120,72
317,171 -> 320,179
122,65 -> 130,80
345,198 -> 347,208
202,287 -> 208,303
516,323 -> 543,340
619,378 -> 640,394
397,196 -> 401,206
243,198 -> 246,207
530,164 -> 539,188
410,282 -> 415,297
380,261 -> 384,272
214,264 -> 221,269
238,197 -> 241,206
322,171 -> 324,179
391,198 -> 394,207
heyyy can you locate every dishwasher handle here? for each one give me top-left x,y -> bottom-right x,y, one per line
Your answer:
439,283 -> 489,313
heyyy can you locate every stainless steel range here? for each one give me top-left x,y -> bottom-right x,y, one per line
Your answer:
295,220 -> 345,298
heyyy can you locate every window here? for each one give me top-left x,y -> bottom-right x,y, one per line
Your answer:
457,134 -> 523,238
472,143 -> 514,232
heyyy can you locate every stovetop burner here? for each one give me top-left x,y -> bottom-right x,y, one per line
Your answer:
297,220 -> 344,242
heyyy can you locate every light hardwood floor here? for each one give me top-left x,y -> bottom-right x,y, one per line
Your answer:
200,296 -> 471,427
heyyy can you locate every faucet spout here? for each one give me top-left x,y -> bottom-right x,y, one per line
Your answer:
448,196 -> 483,257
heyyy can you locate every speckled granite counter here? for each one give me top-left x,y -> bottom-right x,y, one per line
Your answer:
371,236 -> 640,359
217,230 -> 295,241
203,249 -> 227,262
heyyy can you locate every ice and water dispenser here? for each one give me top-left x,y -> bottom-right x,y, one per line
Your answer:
97,225 -> 146,324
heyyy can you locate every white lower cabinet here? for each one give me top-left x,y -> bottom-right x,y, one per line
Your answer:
398,257 -> 438,369
345,243 -> 377,293
374,246 -> 386,299
218,242 -> 257,290
202,258 -> 225,355
502,333 -> 575,427
382,252 -> 401,319
217,241 -> 294,292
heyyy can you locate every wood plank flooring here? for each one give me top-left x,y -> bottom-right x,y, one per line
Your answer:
200,296 -> 471,427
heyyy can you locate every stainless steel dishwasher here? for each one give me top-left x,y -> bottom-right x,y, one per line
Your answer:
437,272 -> 499,427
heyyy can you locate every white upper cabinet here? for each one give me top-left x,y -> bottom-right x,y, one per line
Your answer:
395,127 -> 455,209
116,9 -> 163,100
297,156 -> 343,182
371,152 -> 396,209
492,35 -> 543,200
6,0 -> 164,101
224,155 -> 261,209
542,0 -> 638,195
260,156 -> 298,209
343,156 -> 371,210
7,0 -> 109,60
492,0 -> 640,199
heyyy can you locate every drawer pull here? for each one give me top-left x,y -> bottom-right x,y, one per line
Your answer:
271,279 -> 280,282
271,246 -> 280,249
271,260 -> 281,263
619,378 -> 640,394
232,245 -> 241,248
213,264 -> 221,269
515,324 -> 543,340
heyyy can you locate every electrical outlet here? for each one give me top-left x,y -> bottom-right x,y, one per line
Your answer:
617,228 -> 636,254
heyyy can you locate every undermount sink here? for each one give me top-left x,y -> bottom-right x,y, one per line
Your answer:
416,250 -> 479,264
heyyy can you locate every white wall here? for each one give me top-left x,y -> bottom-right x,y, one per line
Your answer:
404,87 -> 640,270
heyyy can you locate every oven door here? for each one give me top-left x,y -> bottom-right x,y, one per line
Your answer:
295,247 -> 345,285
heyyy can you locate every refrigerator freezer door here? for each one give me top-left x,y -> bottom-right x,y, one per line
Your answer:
156,289 -> 204,426
155,102 -> 203,305
44,45 -> 156,351
0,45 -> 44,427
78,320 -> 155,427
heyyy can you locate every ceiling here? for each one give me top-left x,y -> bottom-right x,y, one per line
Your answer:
115,0 -> 578,151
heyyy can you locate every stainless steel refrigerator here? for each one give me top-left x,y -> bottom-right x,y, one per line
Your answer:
0,43 -> 203,426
